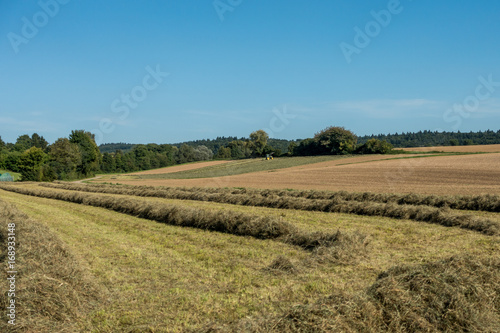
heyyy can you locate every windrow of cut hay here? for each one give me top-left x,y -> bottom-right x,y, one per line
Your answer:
0,184 -> 362,252
46,182 -> 500,212
41,183 -> 500,235
0,199 -> 106,332
207,255 -> 500,332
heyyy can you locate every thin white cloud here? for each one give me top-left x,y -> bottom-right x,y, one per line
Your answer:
329,99 -> 446,118
0,116 -> 61,133
184,109 -> 258,123
469,98 -> 500,117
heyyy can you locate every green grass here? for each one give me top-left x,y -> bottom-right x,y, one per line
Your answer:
0,169 -> 21,181
136,156 -> 352,179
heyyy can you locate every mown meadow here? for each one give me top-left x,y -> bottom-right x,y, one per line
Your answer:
0,181 -> 498,332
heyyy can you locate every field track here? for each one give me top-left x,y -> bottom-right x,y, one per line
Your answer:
104,153 -> 500,196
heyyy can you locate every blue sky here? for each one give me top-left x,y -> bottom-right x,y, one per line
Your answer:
1,0 -> 500,145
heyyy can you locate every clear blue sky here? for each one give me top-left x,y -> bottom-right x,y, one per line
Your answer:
1,0 -> 499,145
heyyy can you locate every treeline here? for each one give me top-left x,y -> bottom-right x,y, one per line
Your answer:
99,129 -> 500,160
358,129 -> 500,148
0,127 -> 393,181
0,131 -> 214,181
100,144 -> 213,173
212,127 -> 392,159
99,142 -> 135,154
102,129 -> 500,159
0,131 -> 101,181
169,137 -> 300,157
3,127 -> 499,181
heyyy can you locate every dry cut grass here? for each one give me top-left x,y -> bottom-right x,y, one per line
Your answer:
0,183 -> 368,254
37,183 -> 500,235
0,188 -> 373,331
0,185 -> 498,331
0,199 -> 105,332
45,182 -> 500,212
211,255 -> 500,332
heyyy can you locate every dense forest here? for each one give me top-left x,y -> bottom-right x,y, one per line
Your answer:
99,138 -> 301,156
1,128 -> 499,181
100,129 -> 500,156
358,129 -> 500,147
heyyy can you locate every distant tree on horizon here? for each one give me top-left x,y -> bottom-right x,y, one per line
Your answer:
249,130 -> 269,157
313,126 -> 357,155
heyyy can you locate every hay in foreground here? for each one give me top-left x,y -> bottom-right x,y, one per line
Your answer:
0,199 -> 106,332
208,255 -> 500,332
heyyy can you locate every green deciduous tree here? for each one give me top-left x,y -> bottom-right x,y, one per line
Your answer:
100,152 -> 116,173
4,151 -> 21,172
49,138 -> 81,179
314,126 -> 357,155
14,134 -> 32,152
356,139 -> 393,154
18,147 -> 47,181
294,138 -> 320,156
69,130 -> 101,177
176,144 -> 196,164
193,145 -> 213,161
216,147 -> 231,159
114,150 -> 124,172
133,145 -> 152,170
287,142 -> 297,156
227,140 -> 251,159
31,133 -> 49,151
249,130 -> 269,156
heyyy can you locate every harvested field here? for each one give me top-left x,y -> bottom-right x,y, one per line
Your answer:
0,198 -> 105,332
1,185 -> 498,331
0,183 -> 364,251
38,183 -> 500,235
104,155 -> 412,181
96,155 -> 427,182
224,255 -> 500,332
43,182 -> 500,213
403,143 -> 500,153
105,153 -> 500,196
125,160 -> 230,175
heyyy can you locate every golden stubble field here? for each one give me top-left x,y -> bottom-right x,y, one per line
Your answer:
403,144 -> 500,153
107,153 -> 500,196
